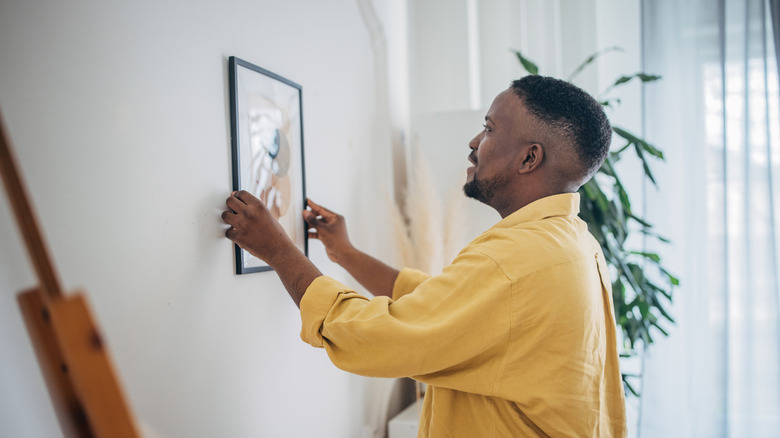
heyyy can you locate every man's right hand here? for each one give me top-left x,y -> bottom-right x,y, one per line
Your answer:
303,199 -> 355,264
303,198 -> 400,298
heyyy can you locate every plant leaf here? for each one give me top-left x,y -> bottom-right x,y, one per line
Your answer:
637,73 -> 663,82
600,97 -> 622,108
661,268 -> 680,286
612,173 -> 632,215
634,143 -> 658,186
651,321 -> 670,337
512,49 -> 539,75
651,298 -> 675,323
623,374 -> 641,397
613,75 -> 635,86
613,126 -> 665,160
628,214 -> 653,228
630,251 -> 661,263
567,46 -> 624,82
611,143 -> 631,157
639,227 -> 671,243
600,72 -> 663,99
600,155 -> 617,176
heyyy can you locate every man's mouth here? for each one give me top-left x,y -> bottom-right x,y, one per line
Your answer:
467,153 -> 477,180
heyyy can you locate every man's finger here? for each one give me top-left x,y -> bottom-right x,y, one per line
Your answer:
235,190 -> 262,206
308,231 -> 320,240
221,209 -> 239,226
302,210 -> 320,227
306,198 -> 335,217
225,195 -> 245,213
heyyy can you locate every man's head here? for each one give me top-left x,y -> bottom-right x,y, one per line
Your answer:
463,76 -> 611,216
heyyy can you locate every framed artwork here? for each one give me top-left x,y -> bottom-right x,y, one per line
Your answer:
228,56 -> 307,274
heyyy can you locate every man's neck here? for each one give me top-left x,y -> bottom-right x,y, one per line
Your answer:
493,187 -> 576,218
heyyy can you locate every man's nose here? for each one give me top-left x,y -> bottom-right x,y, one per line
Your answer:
468,132 -> 481,150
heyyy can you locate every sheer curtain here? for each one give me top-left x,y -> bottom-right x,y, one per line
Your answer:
638,0 -> 780,436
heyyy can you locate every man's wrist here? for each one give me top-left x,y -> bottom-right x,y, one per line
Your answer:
271,249 -> 322,307
260,236 -> 300,267
334,244 -> 360,267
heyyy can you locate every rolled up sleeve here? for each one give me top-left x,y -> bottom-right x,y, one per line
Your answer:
391,267 -> 431,300
298,252 -> 512,389
300,276 -> 366,348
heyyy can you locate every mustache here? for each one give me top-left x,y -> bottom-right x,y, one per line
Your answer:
468,152 -> 477,164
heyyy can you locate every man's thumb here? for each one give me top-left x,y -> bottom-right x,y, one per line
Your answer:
303,210 -> 319,227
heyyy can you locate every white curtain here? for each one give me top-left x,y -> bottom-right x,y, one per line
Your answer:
638,0 -> 780,437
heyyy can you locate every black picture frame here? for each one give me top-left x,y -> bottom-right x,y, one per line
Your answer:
228,56 -> 308,274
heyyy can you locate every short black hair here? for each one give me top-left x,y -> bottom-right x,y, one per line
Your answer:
511,75 -> 611,178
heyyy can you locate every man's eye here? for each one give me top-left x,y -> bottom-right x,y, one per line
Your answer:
482,124 -> 492,132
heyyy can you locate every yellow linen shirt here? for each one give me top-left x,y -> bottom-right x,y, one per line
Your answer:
300,193 -> 627,437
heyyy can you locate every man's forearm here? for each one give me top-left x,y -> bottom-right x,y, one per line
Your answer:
267,245 -> 323,308
336,247 -> 399,298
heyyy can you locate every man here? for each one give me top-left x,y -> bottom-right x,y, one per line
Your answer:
222,75 -> 627,437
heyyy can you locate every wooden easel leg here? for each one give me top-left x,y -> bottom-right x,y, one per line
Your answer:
5,110 -> 138,438
47,292 -> 140,438
18,288 -> 94,438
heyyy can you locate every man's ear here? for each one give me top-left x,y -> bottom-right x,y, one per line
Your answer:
518,143 -> 544,174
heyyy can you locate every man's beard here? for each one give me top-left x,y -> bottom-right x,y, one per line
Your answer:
463,171 -> 511,206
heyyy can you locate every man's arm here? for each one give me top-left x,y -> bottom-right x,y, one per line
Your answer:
222,191 -> 321,307
303,199 -> 398,298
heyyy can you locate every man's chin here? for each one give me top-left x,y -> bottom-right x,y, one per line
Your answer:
463,173 -> 510,207
463,179 -> 484,203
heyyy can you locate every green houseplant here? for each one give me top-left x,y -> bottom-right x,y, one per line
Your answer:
513,48 -> 679,396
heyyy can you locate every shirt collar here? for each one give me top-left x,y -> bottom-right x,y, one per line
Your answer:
491,192 -> 581,229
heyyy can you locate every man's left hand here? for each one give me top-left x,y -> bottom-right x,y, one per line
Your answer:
222,190 -> 293,264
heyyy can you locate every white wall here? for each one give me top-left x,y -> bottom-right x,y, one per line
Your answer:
0,1 -> 400,437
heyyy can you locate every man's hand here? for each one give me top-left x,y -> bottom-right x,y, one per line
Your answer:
303,199 -> 355,264
221,190 -> 322,307
222,190 -> 295,264
302,199 -> 399,298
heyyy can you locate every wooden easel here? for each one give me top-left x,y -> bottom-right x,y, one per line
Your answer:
0,111 -> 140,438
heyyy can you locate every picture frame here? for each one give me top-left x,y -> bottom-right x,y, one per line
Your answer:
228,56 -> 307,274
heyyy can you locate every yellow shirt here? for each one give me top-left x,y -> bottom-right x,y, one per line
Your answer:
300,193 -> 627,437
